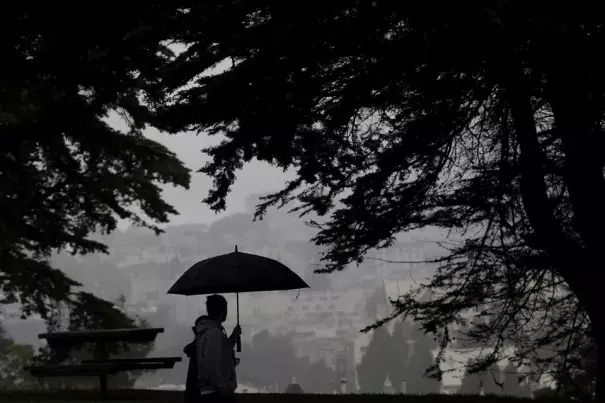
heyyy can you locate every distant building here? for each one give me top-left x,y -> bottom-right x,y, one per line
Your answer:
286,289 -> 366,326
284,378 -> 304,394
383,378 -> 396,394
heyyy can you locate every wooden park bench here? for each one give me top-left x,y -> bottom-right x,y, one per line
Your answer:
24,328 -> 182,399
81,356 -> 182,368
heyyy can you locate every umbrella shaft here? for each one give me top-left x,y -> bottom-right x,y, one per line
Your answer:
236,292 -> 241,352
236,292 -> 240,325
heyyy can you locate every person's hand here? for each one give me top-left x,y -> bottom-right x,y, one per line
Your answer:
231,325 -> 242,339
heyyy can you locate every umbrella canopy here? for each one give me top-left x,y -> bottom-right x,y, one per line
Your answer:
167,246 -> 309,352
167,246 -> 309,296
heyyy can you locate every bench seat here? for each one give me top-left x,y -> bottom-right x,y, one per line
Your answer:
24,363 -> 118,376
25,358 -> 181,399
25,357 -> 182,376
82,357 -> 182,370
81,356 -> 182,365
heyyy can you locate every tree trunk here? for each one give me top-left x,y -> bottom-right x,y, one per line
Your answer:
551,81 -> 605,401
597,331 -> 605,401
504,63 -> 605,399
562,272 -> 604,400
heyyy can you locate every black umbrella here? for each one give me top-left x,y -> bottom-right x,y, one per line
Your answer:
167,246 -> 309,351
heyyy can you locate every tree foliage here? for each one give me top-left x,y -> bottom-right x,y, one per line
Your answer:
555,341 -> 597,400
0,325 -> 37,389
238,330 -> 336,394
458,360 -> 503,396
357,326 -> 390,393
405,328 -> 441,394
358,320 -> 441,394
459,361 -> 532,397
386,321 -> 409,393
501,363 -> 532,398
140,303 -> 192,386
1,6 -> 189,325
148,1 -> 605,399
6,1 -> 605,398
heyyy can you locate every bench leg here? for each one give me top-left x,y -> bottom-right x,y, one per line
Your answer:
100,374 -> 108,400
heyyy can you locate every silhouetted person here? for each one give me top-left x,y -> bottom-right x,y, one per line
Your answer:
184,319 -> 202,403
184,295 -> 241,402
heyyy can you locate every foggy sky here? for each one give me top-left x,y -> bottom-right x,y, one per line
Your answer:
108,113 -> 295,228
107,104 -> 450,244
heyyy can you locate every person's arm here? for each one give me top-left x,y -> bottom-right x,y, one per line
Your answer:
196,328 -> 233,396
183,339 -> 196,357
228,333 -> 237,348
227,325 -> 241,348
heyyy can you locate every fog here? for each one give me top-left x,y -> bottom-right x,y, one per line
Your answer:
1,115 -> 481,394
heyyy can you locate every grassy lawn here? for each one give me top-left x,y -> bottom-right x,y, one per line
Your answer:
0,390 -> 571,403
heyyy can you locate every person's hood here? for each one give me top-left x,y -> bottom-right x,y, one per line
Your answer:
183,316 -> 222,356
195,315 -> 223,335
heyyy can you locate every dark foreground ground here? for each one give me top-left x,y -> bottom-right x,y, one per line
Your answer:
0,390 -> 573,403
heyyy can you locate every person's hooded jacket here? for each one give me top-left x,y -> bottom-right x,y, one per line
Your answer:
186,316 -> 237,396
183,319 -> 200,403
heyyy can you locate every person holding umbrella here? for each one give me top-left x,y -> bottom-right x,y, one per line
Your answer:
172,246 -> 309,401
184,294 -> 241,402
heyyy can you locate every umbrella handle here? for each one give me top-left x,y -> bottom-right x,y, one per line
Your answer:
236,292 -> 241,352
